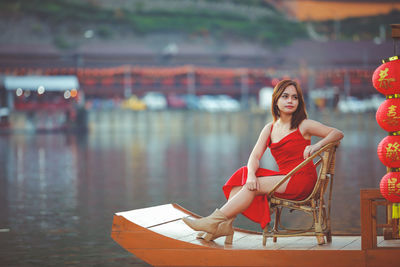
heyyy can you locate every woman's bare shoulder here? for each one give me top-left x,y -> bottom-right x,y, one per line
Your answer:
299,119 -> 321,129
299,118 -> 341,138
298,119 -> 322,136
260,121 -> 273,135
265,121 -> 274,131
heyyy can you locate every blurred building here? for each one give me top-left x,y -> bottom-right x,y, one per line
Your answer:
0,39 -> 392,70
0,0 -> 395,100
268,0 -> 400,21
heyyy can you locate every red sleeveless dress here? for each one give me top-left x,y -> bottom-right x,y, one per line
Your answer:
222,125 -> 317,229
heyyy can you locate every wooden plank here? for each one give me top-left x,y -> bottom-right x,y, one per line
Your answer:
177,233 -> 223,249
311,236 -> 360,250
215,234 -> 316,251
268,236 -> 310,250
131,249 -> 366,267
233,235 -> 349,251
111,215 -> 205,250
229,234 -> 267,250
277,237 -> 319,250
115,203 -> 188,228
208,230 -> 259,249
234,234 -> 294,250
340,237 -> 362,250
377,236 -> 400,248
366,249 -> 399,267
149,219 -> 196,240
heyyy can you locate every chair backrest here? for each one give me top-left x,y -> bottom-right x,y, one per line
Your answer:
269,141 -> 339,202
303,142 -> 339,202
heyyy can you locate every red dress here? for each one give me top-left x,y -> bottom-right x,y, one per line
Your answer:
222,125 -> 317,229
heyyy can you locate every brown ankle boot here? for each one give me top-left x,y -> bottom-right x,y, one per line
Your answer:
197,217 -> 235,244
182,209 -> 228,235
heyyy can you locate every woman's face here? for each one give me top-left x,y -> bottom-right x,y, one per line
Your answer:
276,85 -> 299,115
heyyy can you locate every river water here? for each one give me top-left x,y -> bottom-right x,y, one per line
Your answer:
0,110 -> 386,266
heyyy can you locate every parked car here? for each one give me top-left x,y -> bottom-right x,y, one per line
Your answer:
89,98 -> 118,109
216,95 -> 241,112
180,94 -> 201,110
167,94 -> 186,109
337,96 -> 368,113
142,92 -> 167,110
121,95 -> 146,111
199,95 -> 221,112
198,95 -> 241,112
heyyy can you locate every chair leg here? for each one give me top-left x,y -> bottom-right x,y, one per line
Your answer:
326,230 -> 332,243
262,227 -> 267,246
325,207 -> 332,243
315,214 -> 325,244
272,207 -> 280,243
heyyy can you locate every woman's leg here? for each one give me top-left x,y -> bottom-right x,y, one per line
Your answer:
228,186 -> 242,200
195,186 -> 240,234
184,175 -> 289,243
220,175 -> 288,218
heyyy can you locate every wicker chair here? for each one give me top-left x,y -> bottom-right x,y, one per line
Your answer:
263,141 -> 340,246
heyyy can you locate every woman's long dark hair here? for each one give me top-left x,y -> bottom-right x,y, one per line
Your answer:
271,79 -> 308,129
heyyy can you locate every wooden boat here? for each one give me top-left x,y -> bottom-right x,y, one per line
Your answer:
111,203 -> 400,267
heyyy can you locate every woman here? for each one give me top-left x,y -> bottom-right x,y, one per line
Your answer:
183,79 -> 344,244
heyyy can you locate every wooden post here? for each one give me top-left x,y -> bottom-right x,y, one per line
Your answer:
391,24 -> 400,38
187,65 -> 196,95
240,68 -> 249,109
360,189 -> 377,249
391,24 -> 400,57
124,65 -> 132,98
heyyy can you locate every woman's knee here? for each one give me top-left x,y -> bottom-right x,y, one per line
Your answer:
229,186 -> 242,199
240,186 -> 258,197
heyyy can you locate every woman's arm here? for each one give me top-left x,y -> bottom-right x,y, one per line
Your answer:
246,122 -> 272,191
300,119 -> 344,159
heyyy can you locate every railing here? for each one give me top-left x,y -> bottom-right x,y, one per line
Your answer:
360,188 -> 399,250
0,65 -> 376,97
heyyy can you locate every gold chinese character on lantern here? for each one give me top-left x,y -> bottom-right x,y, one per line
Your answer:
379,68 -> 396,89
386,142 -> 400,160
383,105 -> 400,126
388,177 -> 400,195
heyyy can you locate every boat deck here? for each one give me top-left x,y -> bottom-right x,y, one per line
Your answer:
111,203 -> 400,267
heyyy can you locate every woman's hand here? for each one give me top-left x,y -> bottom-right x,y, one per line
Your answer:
245,174 -> 259,191
303,144 -> 321,159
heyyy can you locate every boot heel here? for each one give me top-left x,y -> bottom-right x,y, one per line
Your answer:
204,233 -> 214,242
196,232 -> 205,239
224,233 -> 233,244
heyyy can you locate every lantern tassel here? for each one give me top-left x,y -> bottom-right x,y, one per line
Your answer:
393,203 -> 400,219
391,203 -> 400,237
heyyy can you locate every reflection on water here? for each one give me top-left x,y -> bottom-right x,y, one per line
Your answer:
0,110 -> 386,266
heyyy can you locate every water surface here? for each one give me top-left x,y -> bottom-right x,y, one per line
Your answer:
0,110 -> 386,266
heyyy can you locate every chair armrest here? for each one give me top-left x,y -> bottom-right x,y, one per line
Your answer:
268,141 -> 339,197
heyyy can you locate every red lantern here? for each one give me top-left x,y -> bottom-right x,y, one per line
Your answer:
372,58 -> 400,95
376,98 -> 400,132
377,136 -> 400,168
380,172 -> 400,202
